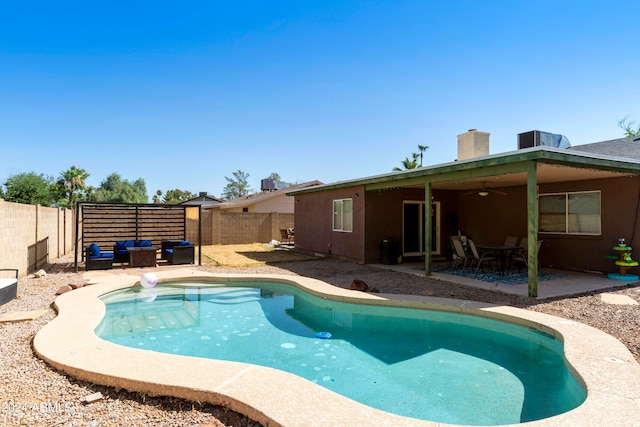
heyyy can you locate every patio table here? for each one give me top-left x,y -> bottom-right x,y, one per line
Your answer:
476,245 -> 519,275
127,246 -> 158,267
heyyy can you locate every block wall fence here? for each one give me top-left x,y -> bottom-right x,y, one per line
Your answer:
0,199 -> 74,277
192,210 -> 294,245
1,199 -> 294,277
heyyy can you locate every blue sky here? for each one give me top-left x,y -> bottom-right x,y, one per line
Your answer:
1,1 -> 639,199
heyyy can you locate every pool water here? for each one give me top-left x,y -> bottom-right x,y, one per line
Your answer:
96,282 -> 586,426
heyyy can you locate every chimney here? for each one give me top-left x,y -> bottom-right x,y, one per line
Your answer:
457,129 -> 490,160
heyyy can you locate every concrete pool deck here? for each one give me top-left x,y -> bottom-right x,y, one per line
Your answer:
34,268 -> 640,426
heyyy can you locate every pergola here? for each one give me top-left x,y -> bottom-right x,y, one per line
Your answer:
73,202 -> 202,272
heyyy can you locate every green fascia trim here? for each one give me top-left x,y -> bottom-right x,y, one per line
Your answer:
287,147 -> 640,195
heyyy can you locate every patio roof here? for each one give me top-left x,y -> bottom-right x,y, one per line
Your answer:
287,145 -> 640,195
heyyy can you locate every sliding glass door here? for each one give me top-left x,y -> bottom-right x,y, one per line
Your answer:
402,201 -> 440,257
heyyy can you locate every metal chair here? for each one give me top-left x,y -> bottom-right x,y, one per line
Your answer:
468,239 -> 497,272
510,240 -> 543,273
449,237 -> 470,269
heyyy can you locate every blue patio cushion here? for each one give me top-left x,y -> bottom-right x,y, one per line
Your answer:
88,243 -> 100,257
179,240 -> 193,246
165,248 -> 174,255
135,240 -> 153,247
115,240 -> 134,254
90,252 -> 114,260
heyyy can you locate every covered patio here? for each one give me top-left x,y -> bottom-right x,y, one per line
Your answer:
291,135 -> 640,298
380,261 -> 636,299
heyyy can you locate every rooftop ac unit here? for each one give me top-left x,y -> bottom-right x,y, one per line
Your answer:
518,130 -> 571,149
261,178 -> 277,191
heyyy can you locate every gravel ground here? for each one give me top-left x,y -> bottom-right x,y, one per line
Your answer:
2,255 -> 639,426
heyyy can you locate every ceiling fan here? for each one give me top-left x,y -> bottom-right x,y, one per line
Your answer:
463,181 -> 507,197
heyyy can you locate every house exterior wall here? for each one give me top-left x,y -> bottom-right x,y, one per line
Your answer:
218,194 -> 295,213
249,194 -> 294,213
455,176 -> 640,274
364,188 -> 423,263
294,186 -> 365,263
536,175 -> 640,274
457,186 -> 527,246
293,175 -> 640,275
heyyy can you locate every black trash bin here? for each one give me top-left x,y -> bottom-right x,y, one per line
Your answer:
379,238 -> 399,265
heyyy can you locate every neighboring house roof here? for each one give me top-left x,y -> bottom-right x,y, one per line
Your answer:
568,136 -> 640,159
182,193 -> 225,207
215,180 -> 323,210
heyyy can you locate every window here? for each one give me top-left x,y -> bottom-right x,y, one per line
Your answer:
539,191 -> 601,235
333,199 -> 353,232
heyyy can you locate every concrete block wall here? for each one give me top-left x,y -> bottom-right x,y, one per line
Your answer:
0,199 -> 74,277
200,210 -> 294,245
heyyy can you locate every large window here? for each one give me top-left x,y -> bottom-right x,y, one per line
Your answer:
539,191 -> 601,235
333,199 -> 353,232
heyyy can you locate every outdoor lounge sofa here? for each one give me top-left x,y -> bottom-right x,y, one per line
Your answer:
0,269 -> 18,306
114,239 -> 154,264
86,244 -> 114,271
164,241 -> 195,265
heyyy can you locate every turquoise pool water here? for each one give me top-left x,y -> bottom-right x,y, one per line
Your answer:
96,282 -> 586,425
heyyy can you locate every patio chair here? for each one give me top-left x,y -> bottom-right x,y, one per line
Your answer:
503,236 -> 520,271
85,244 -> 114,271
467,239 -> 496,272
510,240 -> 543,273
504,236 -> 519,250
164,241 -> 195,265
449,237 -> 470,269
0,269 -> 18,306
280,228 -> 293,243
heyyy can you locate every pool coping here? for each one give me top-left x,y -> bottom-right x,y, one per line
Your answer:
33,268 -> 640,427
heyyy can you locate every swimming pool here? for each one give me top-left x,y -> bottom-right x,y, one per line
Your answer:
96,281 -> 585,425
33,270 -> 640,427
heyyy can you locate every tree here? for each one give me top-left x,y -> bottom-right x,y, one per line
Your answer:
393,153 -> 420,171
267,172 -> 281,182
159,189 -> 196,204
90,173 -> 148,203
222,170 -> 252,199
619,117 -> 640,138
393,145 -> 429,171
417,145 -> 430,167
57,165 -> 89,209
2,172 -> 57,206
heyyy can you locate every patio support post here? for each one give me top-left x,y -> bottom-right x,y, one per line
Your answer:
73,202 -> 80,273
424,182 -> 433,276
526,163 -> 539,297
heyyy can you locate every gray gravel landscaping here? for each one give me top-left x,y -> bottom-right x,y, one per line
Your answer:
2,255 -> 639,426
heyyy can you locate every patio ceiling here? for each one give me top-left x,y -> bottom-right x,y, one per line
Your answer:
288,146 -> 640,197
424,163 -> 635,192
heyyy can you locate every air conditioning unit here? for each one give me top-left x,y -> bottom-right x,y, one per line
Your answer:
518,130 -> 571,149
261,179 -> 277,191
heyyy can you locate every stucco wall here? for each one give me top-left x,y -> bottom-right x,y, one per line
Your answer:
294,186 -> 365,262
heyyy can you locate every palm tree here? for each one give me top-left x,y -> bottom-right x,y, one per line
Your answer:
417,144 -> 429,167
58,166 -> 89,209
393,153 -> 420,171
619,117 -> 640,138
